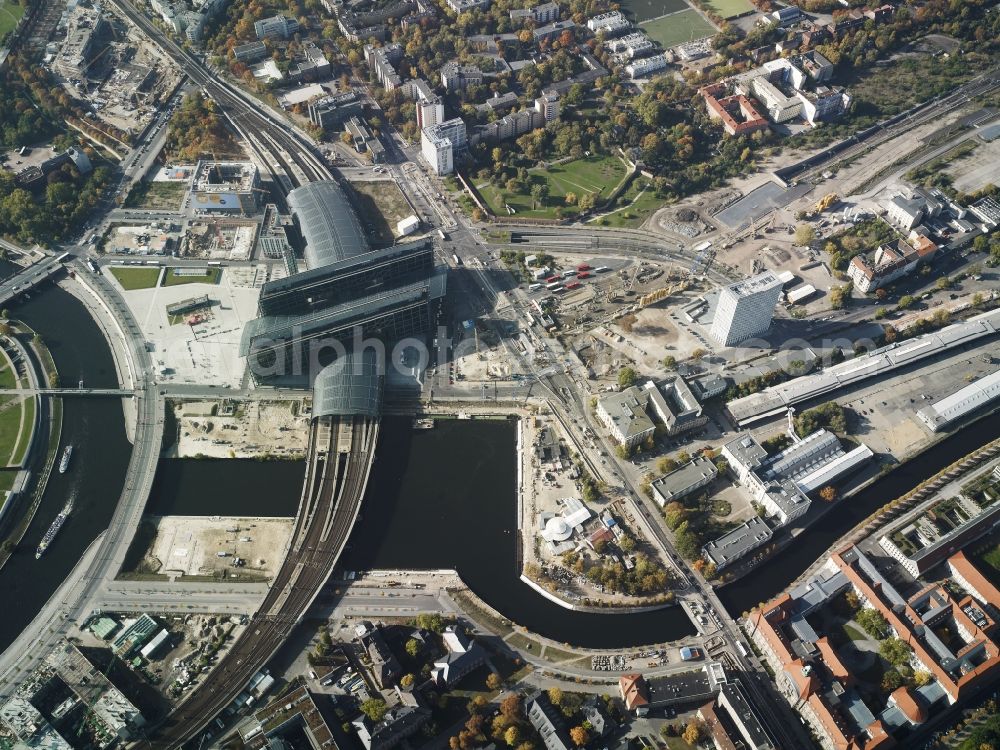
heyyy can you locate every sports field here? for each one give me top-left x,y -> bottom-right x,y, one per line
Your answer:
641,9 -> 717,47
0,1 -> 25,41
618,0 -> 688,23
699,0 -> 753,18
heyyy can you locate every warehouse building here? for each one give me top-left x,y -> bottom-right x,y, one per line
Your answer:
727,308 -> 1000,426
917,368 -> 1000,432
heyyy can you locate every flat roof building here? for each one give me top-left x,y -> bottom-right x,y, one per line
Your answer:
710,270 -> 782,346
191,161 -> 260,215
727,308 -> 1000,426
254,14 -> 299,39
421,118 -> 467,175
917,368 -> 1000,432
652,456 -> 718,507
702,516 -> 773,570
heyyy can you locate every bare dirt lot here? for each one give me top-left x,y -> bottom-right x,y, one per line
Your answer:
136,515 -> 293,581
171,398 -> 309,459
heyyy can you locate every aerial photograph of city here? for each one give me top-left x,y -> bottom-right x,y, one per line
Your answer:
0,0 -> 1000,747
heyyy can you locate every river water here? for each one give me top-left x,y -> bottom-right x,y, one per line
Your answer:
2,270 -> 1000,653
0,285 -> 131,653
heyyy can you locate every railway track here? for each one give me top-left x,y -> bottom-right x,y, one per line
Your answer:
136,416 -> 379,749
104,0 -> 332,192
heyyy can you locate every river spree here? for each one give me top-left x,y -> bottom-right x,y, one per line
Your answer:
3,273 -> 1000,654
0,286 -> 131,654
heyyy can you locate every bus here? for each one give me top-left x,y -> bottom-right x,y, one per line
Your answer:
452,253 -> 463,266
565,281 -> 582,290
207,261 -> 224,267
438,229 -> 448,240
546,283 -> 564,292
736,642 -> 749,659
529,283 -> 543,291
56,252 -> 72,263
87,259 -> 99,274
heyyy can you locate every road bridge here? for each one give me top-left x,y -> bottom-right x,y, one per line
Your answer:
0,256 -> 68,308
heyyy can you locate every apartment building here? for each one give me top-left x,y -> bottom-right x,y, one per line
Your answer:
421,118 -> 467,174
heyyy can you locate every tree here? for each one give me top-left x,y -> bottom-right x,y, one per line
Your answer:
530,183 -> 544,210
691,347 -> 707,360
880,637 -> 912,667
486,673 -> 502,690
936,276 -> 951,290
504,726 -> 520,747
405,638 -> 421,657
682,721 -> 702,745
547,687 -> 563,706
845,591 -> 861,612
361,699 -> 388,722
881,669 -> 904,692
499,693 -> 522,719
569,726 -> 590,747
617,367 -> 637,389
663,355 -> 677,369
674,520 -> 701,559
913,669 -> 932,686
416,613 -> 445,632
897,294 -> 915,310
657,457 -> 679,475
819,485 -> 838,502
795,223 -> 816,246
856,607 -> 888,638
400,673 -> 415,688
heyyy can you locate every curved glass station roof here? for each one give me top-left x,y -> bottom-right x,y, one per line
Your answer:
287,181 -> 370,269
312,348 -> 383,418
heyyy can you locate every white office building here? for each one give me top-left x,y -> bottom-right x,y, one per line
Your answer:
709,270 -> 782,346
254,14 -> 299,40
421,118 -> 467,175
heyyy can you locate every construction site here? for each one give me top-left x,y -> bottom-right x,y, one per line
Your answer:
169,398 -> 310,459
126,516 -> 294,582
46,1 -> 182,140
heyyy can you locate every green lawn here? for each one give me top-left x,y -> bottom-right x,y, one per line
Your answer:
480,155 -> 628,219
0,363 -> 16,390
699,0 -> 752,18
0,1 -> 25,40
618,0 -> 688,23
979,545 -> 1000,575
591,179 -> 665,228
0,397 -> 26,466
110,267 -> 162,290
10,395 -> 33,466
843,623 -> 868,642
641,9 -> 717,47
124,181 -> 186,211
162,267 -> 222,287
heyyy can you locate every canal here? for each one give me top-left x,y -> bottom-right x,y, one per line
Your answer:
716,413 -> 1000,617
341,417 -> 699,648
